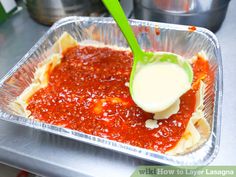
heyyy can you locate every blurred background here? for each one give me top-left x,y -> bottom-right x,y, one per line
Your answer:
0,0 -> 231,31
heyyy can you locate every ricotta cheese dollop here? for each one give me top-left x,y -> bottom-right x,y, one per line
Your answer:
132,62 -> 191,113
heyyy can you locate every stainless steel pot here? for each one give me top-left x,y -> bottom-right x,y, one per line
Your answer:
134,0 -> 231,32
25,0 -> 106,25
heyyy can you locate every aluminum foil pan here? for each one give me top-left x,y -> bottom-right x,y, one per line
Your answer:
0,17 -> 223,165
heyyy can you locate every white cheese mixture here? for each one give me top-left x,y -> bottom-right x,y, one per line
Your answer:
145,119 -> 159,129
132,62 -> 190,113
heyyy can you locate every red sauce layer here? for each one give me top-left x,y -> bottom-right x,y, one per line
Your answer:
27,46 -> 213,153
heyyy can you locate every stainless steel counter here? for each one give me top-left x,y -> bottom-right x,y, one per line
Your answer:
0,1 -> 236,176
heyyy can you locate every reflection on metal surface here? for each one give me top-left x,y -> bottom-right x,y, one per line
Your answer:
24,0 -> 107,25
133,0 -> 231,32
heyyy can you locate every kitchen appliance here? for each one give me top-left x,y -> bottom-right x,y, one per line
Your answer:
133,0 -> 231,32
24,0 -> 106,25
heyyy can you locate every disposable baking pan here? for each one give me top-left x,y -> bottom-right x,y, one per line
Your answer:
0,17 -> 223,165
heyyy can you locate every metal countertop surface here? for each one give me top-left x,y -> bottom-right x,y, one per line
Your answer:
0,1 -> 236,177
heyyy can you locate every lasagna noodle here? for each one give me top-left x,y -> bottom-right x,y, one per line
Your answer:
52,32 -> 78,54
13,32 -> 78,117
166,81 -> 210,155
153,99 -> 180,120
13,32 -> 210,155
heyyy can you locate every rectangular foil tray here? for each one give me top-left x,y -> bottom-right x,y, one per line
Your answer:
0,17 -> 223,165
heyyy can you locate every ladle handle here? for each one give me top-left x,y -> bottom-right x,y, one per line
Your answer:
102,0 -> 143,59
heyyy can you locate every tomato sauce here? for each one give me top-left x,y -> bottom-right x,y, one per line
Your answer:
188,26 -> 197,32
27,46 -> 213,153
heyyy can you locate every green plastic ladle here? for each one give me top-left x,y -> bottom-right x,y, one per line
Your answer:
102,0 -> 193,99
